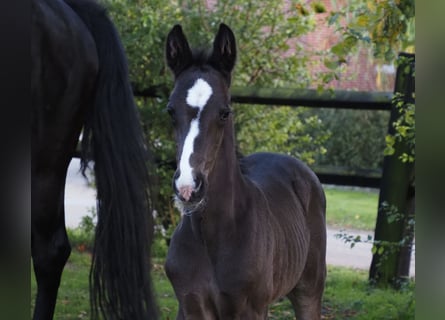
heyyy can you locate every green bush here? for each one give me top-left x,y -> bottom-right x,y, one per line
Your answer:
313,108 -> 389,170
66,208 -> 96,252
105,0 -> 329,230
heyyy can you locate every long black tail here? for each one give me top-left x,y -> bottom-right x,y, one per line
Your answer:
65,0 -> 157,318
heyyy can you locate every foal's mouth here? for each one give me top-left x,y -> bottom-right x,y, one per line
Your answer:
174,186 -> 206,216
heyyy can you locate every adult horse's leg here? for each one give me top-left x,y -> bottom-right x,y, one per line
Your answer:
31,166 -> 71,320
32,0 -> 97,317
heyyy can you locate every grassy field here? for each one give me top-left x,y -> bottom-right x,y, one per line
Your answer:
32,187 -> 412,319
324,185 -> 379,231
31,251 -> 414,319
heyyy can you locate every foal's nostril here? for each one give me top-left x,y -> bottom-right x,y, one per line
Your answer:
195,178 -> 203,192
178,185 -> 194,202
192,174 -> 206,200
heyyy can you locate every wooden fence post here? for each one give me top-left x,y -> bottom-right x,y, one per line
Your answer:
369,53 -> 415,288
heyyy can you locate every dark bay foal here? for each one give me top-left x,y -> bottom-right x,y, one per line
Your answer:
164,23 -> 326,319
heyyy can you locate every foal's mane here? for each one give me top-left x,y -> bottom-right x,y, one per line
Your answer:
190,48 -> 212,67
174,48 -> 218,79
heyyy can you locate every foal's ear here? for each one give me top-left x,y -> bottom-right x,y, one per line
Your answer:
166,25 -> 193,77
209,23 -> 237,84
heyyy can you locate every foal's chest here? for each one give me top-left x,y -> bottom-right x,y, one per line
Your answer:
165,215 -> 274,316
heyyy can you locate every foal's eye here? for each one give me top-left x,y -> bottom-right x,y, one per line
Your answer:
219,108 -> 232,121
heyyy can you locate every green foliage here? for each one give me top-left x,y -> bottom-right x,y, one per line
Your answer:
327,0 -> 415,64
104,0 -> 179,90
336,232 -> 373,249
151,234 -> 169,260
384,93 -> 415,163
194,0 -> 316,88
309,0 -> 415,170
105,0 -> 321,89
235,105 -> 328,164
313,109 -> 389,170
317,0 -> 415,93
104,0 -> 329,228
66,208 -> 96,252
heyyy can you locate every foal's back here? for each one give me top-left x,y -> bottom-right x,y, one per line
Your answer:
240,151 -> 326,249
241,152 -> 325,221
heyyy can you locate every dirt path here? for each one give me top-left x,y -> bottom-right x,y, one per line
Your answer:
65,158 -> 415,277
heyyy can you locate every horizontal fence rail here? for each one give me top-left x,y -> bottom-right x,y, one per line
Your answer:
230,87 -> 393,110
133,84 -> 393,111
311,166 -> 382,188
72,86 -> 396,188
228,87 -> 393,186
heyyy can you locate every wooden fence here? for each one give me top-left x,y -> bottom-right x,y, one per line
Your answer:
75,54 -> 413,190
228,87 -> 393,188
131,55 -> 417,189
133,74 -> 397,189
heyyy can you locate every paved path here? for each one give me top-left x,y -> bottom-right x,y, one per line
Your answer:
64,159 -> 96,228
65,158 -> 415,277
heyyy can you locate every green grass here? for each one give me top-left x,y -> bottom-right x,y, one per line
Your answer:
269,266 -> 415,319
31,251 -> 414,319
324,186 -> 379,231
152,259 -> 178,319
32,187 -> 397,318
30,252 -> 91,319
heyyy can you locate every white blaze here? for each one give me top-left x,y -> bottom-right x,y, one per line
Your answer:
175,78 -> 213,192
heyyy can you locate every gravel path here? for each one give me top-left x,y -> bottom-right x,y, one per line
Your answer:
64,158 -> 415,277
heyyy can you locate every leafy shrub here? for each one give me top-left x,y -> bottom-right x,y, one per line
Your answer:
313,108 -> 389,170
105,0 -> 329,231
66,208 -> 96,252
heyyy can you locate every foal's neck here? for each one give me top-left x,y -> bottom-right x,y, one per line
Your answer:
205,122 -> 247,222
198,123 -> 257,261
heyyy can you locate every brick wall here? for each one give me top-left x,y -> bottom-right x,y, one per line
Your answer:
204,0 -> 396,91
294,0 -> 395,92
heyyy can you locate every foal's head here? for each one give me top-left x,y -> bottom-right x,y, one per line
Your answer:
165,24 -> 236,208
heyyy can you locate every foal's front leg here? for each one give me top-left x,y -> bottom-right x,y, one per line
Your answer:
218,292 -> 269,320
178,292 -> 219,320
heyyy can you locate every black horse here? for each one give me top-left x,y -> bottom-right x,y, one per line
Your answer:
164,24 -> 327,319
31,0 -> 157,319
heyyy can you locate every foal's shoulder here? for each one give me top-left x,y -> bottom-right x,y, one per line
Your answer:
240,152 -> 324,206
240,152 -> 316,180
241,152 -> 307,169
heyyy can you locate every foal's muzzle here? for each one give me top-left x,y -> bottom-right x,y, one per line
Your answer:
173,170 -> 204,203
